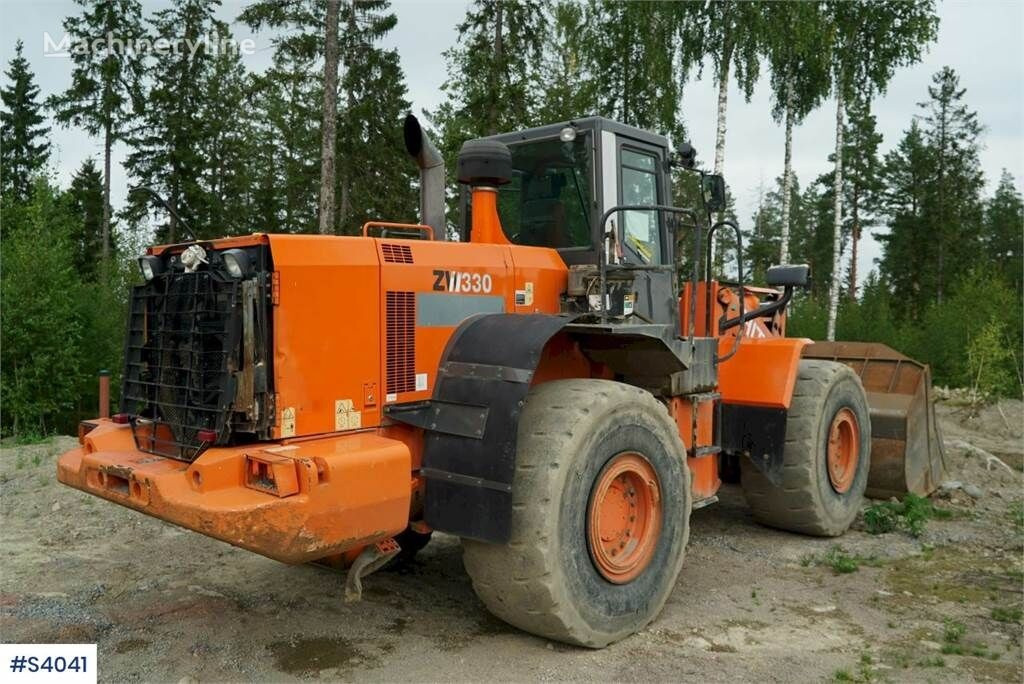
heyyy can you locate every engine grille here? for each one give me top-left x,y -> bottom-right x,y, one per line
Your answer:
381,243 -> 413,263
121,271 -> 242,461
385,290 -> 416,394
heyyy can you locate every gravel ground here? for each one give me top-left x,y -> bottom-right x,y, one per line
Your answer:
1,399 -> 1022,683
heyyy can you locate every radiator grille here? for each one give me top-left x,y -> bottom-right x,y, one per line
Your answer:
121,271 -> 241,461
385,291 -> 416,394
381,243 -> 413,264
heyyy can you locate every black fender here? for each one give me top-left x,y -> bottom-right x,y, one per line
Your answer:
385,313 -> 577,542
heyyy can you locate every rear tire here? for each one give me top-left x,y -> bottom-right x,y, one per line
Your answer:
462,379 -> 691,648
740,360 -> 871,537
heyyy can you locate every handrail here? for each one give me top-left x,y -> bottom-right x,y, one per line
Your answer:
361,222 -> 434,240
596,204 -> 702,349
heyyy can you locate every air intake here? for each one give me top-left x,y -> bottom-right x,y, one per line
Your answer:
381,243 -> 413,264
385,291 -> 416,394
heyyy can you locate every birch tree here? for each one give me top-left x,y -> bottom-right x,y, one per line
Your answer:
764,2 -> 831,265
691,1 -> 763,176
823,0 -> 938,340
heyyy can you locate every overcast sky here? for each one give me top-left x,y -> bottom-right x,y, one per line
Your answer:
3,0 -> 1022,283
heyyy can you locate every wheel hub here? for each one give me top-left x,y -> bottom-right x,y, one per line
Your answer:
827,407 -> 860,493
586,452 -> 662,584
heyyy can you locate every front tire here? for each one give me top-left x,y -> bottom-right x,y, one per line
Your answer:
740,359 -> 871,536
462,379 -> 691,648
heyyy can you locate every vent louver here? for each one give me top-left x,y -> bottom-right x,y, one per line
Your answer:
385,291 -> 416,394
381,243 -> 413,264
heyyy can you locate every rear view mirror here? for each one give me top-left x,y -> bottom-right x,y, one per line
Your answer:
766,264 -> 811,288
702,174 -> 726,213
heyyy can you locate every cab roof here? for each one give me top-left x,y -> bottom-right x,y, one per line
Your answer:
482,116 -> 671,152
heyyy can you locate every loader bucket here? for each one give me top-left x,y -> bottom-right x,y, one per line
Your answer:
803,341 -> 947,499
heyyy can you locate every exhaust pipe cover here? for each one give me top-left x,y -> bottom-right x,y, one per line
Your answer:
403,114 -> 446,240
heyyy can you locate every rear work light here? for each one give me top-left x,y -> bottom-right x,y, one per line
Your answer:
111,413 -> 132,425
197,429 -> 217,443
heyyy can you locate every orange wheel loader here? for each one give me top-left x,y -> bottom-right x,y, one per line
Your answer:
58,115 -> 945,647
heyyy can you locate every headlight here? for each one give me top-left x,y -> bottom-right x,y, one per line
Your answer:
138,255 -> 164,281
221,249 -> 251,278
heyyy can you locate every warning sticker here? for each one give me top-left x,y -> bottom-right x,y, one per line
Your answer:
515,282 -> 534,307
281,407 -> 296,437
415,373 -> 428,392
335,399 -> 361,431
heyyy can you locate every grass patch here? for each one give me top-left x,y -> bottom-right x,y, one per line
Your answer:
1009,501 -> 1024,533
863,493 -> 953,537
804,546 -> 881,574
990,606 -> 1022,623
918,655 -> 945,668
943,618 -> 966,644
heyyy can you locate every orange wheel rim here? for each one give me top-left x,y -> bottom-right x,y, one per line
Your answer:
827,407 -> 859,493
587,452 -> 662,584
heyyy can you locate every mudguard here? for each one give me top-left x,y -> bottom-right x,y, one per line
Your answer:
386,313 -> 578,542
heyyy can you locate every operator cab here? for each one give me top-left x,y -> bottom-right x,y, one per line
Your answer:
460,117 -> 674,268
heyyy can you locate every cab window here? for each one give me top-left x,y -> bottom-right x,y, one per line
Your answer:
496,135 -> 592,249
620,148 -> 661,264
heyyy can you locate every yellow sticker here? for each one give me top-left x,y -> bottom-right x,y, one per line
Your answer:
281,407 -> 296,437
335,399 -> 361,431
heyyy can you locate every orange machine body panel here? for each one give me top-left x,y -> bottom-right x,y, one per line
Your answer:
681,280 -> 809,410
58,419 -> 414,563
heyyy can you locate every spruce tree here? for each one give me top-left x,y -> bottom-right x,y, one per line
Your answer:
66,157 -> 107,281
983,170 -> 1024,294
1,41 -> 51,202
917,66 -> 984,304
122,0 -> 241,242
840,97 -> 883,298
249,52 -> 322,234
432,0 -> 546,153
241,0 -> 416,236
877,120 -> 932,319
48,0 -> 147,263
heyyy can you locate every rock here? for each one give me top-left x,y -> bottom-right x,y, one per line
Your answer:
177,676 -> 200,684
920,640 -> 942,651
940,480 -> 963,492
683,636 -> 713,651
50,501 -> 61,512
963,484 -> 984,499
875,589 -> 893,597
811,605 -> 837,613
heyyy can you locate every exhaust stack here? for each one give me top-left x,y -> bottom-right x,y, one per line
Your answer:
403,114 -> 446,240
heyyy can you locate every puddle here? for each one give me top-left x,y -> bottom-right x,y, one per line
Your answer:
270,637 -> 375,675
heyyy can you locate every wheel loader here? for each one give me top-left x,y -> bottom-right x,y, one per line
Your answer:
57,114 -> 945,647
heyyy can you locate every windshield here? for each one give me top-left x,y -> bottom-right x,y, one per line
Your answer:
496,134 -> 592,249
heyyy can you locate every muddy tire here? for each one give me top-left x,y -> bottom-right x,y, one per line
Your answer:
461,379 -> 691,648
741,360 -> 871,537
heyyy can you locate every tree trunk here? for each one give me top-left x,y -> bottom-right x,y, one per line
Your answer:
317,0 -> 340,235
826,91 -> 845,341
168,184 -> 178,244
848,187 -> 859,299
711,38 -> 732,275
779,76 -> 795,265
336,0 -> 356,234
102,124 -> 112,272
713,41 -> 732,175
487,1 -> 504,136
